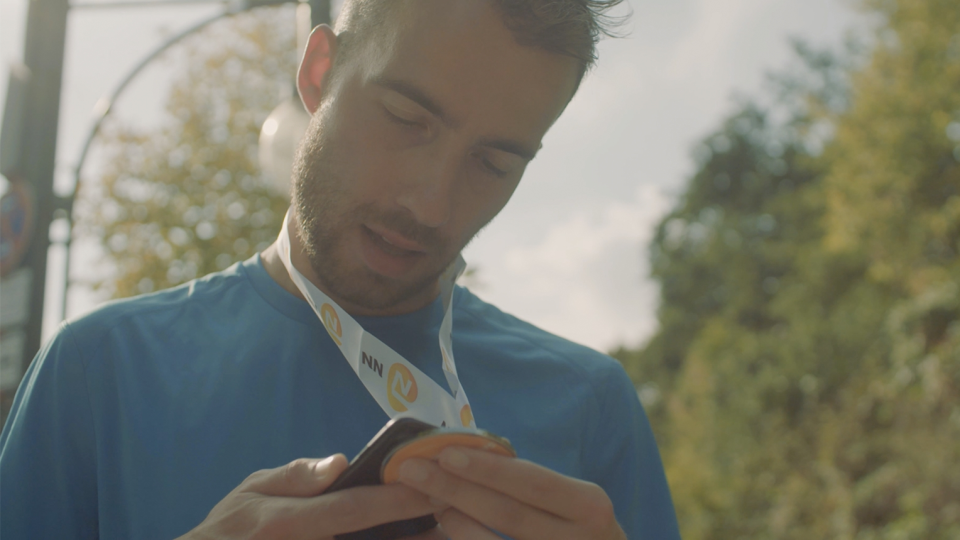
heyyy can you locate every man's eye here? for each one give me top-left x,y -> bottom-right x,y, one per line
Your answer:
478,156 -> 508,178
382,105 -> 423,128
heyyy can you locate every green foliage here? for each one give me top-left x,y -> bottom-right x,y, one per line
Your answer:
75,7 -> 297,298
613,0 -> 960,537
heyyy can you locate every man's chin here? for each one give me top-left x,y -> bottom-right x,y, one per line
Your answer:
317,263 -> 442,314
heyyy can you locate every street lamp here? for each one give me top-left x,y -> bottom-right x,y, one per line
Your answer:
258,92 -> 311,198
257,0 -> 323,198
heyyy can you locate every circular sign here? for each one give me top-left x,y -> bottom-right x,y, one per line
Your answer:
0,178 -> 34,278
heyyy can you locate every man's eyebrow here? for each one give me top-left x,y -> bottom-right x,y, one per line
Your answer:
372,76 -> 455,127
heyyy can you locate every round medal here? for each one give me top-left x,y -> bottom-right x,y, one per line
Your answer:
381,429 -> 516,483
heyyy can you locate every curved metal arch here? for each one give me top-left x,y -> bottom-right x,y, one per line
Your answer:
62,0 -> 299,318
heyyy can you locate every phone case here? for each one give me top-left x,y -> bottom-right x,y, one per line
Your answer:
324,417 -> 439,540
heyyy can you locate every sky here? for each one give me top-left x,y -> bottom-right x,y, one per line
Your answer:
0,0 -> 864,353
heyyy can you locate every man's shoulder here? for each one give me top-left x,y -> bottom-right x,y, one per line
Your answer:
452,286 -> 624,380
64,261 -> 253,352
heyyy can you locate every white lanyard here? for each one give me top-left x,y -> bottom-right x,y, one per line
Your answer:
277,210 -> 476,429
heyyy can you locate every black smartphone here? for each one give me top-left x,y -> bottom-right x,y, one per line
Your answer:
324,417 -> 439,540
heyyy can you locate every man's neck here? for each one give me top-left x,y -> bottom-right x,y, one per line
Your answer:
260,242 -> 309,302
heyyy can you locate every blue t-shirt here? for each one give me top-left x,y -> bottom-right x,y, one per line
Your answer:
0,255 -> 678,539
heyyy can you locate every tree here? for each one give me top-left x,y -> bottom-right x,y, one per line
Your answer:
815,0 -> 960,536
75,7 -> 298,299
614,0 -> 960,537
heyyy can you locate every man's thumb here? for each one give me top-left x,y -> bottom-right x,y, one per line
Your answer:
247,454 -> 349,497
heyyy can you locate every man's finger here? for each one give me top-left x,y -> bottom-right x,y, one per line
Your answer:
243,455 -> 349,497
401,524 -> 448,540
436,508 -> 502,540
284,482 -> 447,538
436,447 -> 609,520
397,459 -> 569,540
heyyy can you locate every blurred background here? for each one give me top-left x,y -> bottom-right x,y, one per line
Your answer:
1,0 -> 958,537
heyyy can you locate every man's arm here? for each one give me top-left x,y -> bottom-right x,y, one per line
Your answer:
0,324 -> 100,538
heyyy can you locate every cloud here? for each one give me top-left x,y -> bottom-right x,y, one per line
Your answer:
561,46 -> 647,128
471,184 -> 672,353
666,0 -> 764,82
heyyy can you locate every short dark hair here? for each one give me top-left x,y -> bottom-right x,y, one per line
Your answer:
333,0 -> 628,90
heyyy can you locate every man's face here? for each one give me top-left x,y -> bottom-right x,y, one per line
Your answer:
292,0 -> 579,312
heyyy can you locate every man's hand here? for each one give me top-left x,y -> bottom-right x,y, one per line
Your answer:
396,447 -> 627,540
178,455 -> 446,540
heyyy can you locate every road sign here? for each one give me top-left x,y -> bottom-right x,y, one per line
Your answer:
0,180 -> 35,277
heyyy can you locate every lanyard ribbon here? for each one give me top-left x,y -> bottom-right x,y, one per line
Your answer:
277,210 -> 476,429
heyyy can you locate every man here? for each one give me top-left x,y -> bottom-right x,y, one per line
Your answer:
0,0 -> 679,538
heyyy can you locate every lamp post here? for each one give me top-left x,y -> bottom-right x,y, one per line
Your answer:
0,0 -> 70,423
0,0 -> 330,425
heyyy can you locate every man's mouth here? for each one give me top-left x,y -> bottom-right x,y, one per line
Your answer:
359,224 -> 427,278
364,224 -> 427,256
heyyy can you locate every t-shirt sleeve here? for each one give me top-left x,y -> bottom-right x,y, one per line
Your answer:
583,362 -> 680,540
0,323 -> 99,538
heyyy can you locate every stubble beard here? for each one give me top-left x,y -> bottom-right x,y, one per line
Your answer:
290,121 -> 459,312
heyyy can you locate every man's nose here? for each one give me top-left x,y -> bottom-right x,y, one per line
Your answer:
395,148 -> 459,229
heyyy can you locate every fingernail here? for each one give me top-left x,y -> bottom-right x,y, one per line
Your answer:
313,455 -> 337,479
441,449 -> 469,469
399,460 -> 429,483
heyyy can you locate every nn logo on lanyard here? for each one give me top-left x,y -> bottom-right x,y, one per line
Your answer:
320,303 -> 342,345
387,363 -> 418,412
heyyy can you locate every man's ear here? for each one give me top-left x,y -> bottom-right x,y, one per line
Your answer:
298,24 -> 338,114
